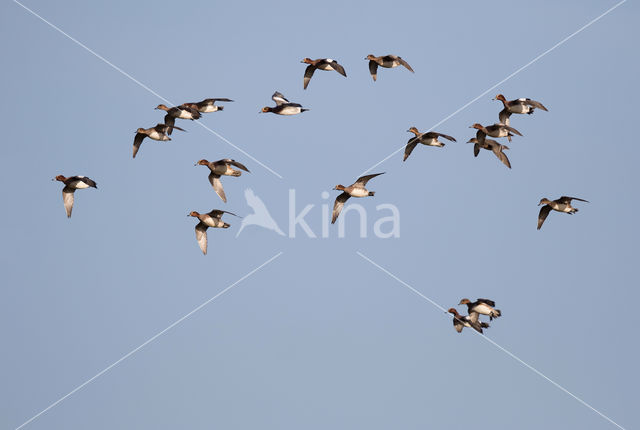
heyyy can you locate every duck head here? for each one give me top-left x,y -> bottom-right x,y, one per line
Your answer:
188,211 -> 201,217
365,54 -> 376,60
53,175 -> 67,182
407,126 -> 420,135
260,107 -> 271,113
458,298 -> 471,305
333,185 -> 346,191
301,57 -> 313,64
466,138 -> 478,144
538,198 -> 552,206
195,159 -> 209,166
155,104 -> 170,111
493,94 -> 507,102
469,123 -> 484,130
447,308 -> 459,315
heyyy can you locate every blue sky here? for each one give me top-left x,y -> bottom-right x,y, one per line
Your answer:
1,0 -> 638,429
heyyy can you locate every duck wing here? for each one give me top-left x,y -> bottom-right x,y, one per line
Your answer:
453,317 -> 464,333
537,205 -> 551,230
195,222 -> 208,255
498,108 -> 512,126
133,133 -> 145,159
303,65 -> 316,90
164,114 -> 176,135
523,98 -> 548,111
208,173 -> 227,203
501,124 -> 522,136
62,186 -> 75,218
475,129 -> 487,145
494,147 -> 511,169
476,298 -> 496,307
354,172 -> 384,186
559,196 -> 589,204
403,139 -> 419,162
331,192 -> 350,224
227,159 -> 250,172
426,132 -> 456,142
329,60 -> 347,77
272,91 -> 290,106
473,142 -> 481,157
368,61 -> 378,82
398,57 -> 414,73
208,209 -> 239,219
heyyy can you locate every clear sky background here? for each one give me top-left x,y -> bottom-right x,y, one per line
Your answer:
1,0 -> 639,429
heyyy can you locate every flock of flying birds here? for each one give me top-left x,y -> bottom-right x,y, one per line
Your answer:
53,54 -> 590,333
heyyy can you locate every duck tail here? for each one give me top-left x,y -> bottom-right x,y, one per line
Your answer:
231,171 -> 242,177
301,108 -> 310,112
223,223 -> 231,228
368,191 -> 375,196
217,106 -> 224,111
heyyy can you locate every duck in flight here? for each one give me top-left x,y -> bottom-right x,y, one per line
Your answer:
195,158 -> 249,203
188,209 -> 239,255
260,92 -> 309,115
403,127 -> 456,162
366,54 -> 414,81
537,196 -> 589,230
155,104 -> 201,134
494,94 -> 548,126
301,58 -> 347,89
447,308 -> 489,334
53,175 -> 98,218
332,172 -> 384,224
470,123 -> 522,143
133,123 -> 185,159
458,298 -> 502,322
466,137 -> 511,169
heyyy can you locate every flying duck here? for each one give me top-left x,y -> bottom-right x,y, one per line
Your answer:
155,104 -> 201,134
260,92 -> 309,115
458,298 -> 502,321
366,54 -> 414,81
301,58 -> 347,89
332,172 -> 384,224
466,137 -> 511,169
195,158 -> 250,203
188,209 -> 238,255
133,123 -> 185,159
494,94 -> 548,126
53,175 -> 98,218
180,98 -> 233,113
470,123 -> 522,143
404,127 -> 456,161
447,308 -> 489,334
537,196 -> 589,230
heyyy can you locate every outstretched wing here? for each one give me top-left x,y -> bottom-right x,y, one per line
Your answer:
403,139 -> 419,162
476,298 -> 496,307
398,57 -> 414,73
208,173 -> 227,203
227,159 -> 250,172
133,133 -> 145,159
473,142 -> 480,157
559,196 -> 589,204
331,192 -> 350,224
164,114 -> 176,135
303,65 -> 316,90
62,186 -> 75,218
493,145 -> 511,169
355,172 -> 384,186
498,108 -> 512,126
368,61 -> 378,82
195,222 -> 208,255
502,124 -> 522,136
272,91 -> 289,105
426,132 -> 456,142
537,205 -> 552,230
208,209 -> 239,219
329,60 -> 347,77
524,98 -> 548,111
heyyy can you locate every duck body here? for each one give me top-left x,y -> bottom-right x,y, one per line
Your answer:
470,123 -> 522,143
495,94 -> 548,125
366,54 -> 414,81
188,210 -> 238,254
54,175 -> 98,218
301,58 -> 347,89
459,298 -> 502,321
537,196 -> 589,230
155,104 -> 201,134
181,98 -> 233,113
261,92 -> 308,115
332,172 -> 384,224
196,159 -> 249,203
403,127 -> 456,161
133,123 -> 185,158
